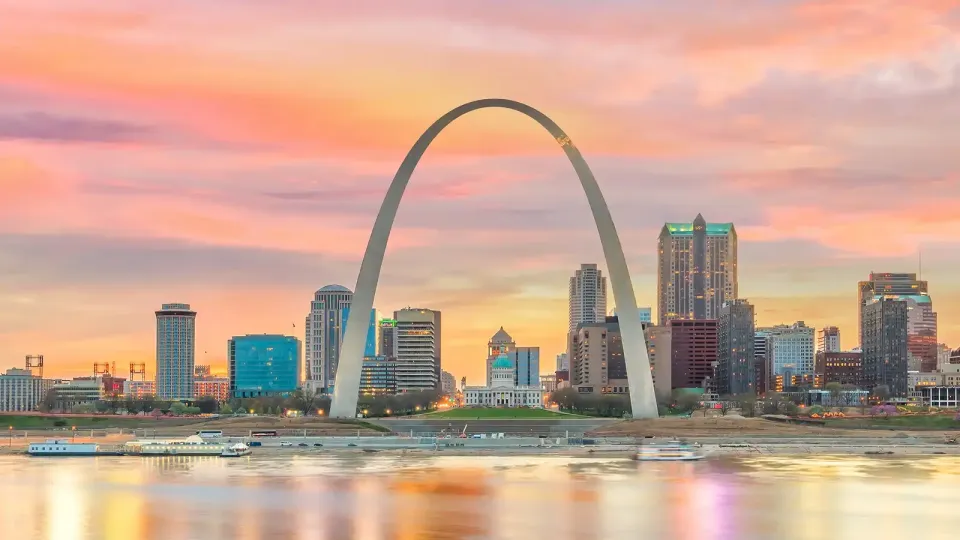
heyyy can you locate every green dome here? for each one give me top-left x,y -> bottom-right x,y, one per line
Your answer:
492,353 -> 513,369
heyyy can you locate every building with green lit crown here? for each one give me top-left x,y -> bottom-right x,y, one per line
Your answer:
657,214 -> 738,325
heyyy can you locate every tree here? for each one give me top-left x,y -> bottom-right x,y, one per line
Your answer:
783,402 -> 800,416
673,391 -> 701,414
873,385 -> 891,403
734,394 -> 758,418
169,402 -> 188,416
38,389 -> 57,413
825,382 -> 843,407
550,388 -> 579,412
220,403 -> 233,415
762,392 -> 783,415
194,396 -> 219,414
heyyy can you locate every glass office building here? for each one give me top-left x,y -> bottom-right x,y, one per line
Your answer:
228,334 -> 301,398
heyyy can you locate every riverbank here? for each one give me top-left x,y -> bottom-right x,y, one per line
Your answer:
4,438 -> 960,457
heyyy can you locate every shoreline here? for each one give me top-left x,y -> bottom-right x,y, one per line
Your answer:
4,442 -> 960,457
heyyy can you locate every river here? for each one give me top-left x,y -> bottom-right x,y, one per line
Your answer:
2,453 -> 958,539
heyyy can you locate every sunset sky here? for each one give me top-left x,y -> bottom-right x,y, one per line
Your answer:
2,0 -> 959,384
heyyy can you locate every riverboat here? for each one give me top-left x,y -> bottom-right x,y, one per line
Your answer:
28,440 -> 102,457
221,443 -> 252,457
124,435 -> 224,457
633,442 -> 705,461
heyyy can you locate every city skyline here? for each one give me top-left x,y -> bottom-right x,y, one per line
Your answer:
3,1 -> 960,388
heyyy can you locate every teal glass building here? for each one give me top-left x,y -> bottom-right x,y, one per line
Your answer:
228,334 -> 301,398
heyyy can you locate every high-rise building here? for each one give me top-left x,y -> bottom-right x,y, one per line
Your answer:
510,347 -> 540,387
569,316 -> 634,395
555,353 -> 569,372
904,296 -> 938,372
0,368 -> 54,412
657,214 -> 737,325
486,327 -> 516,386
155,303 -> 196,400
858,273 -> 927,341
815,351 -> 862,387
668,319 -> 719,390
762,322 -> 815,381
938,344 -> 953,371
360,356 -> 397,397
342,306 -> 377,358
441,370 -> 456,394
817,327 -> 841,353
228,334 -> 301,398
754,332 -> 772,395
394,308 -> 442,392
379,318 -> 397,357
717,300 -> 755,396
305,285 -> 352,390
861,297 -> 909,396
646,324 -> 672,398
568,264 -> 607,332
304,285 -> 377,391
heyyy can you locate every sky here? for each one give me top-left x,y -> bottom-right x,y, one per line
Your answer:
1,0 -> 959,384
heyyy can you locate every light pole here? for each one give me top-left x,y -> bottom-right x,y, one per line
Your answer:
71,426 -> 76,442
8,426 -> 12,447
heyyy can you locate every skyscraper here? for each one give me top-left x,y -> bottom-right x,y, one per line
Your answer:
510,347 -> 540,387
817,327 -> 841,353
155,303 -> 196,400
858,273 -> 936,372
568,264 -> 607,332
754,332 -> 772,395
304,285 -> 377,392
394,308 -> 442,392
305,285 -> 353,390
379,318 -> 397,357
717,300 -> 755,396
657,214 -> 737,325
861,297 -> 909,396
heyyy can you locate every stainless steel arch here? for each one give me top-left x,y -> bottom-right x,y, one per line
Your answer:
329,98 -> 658,419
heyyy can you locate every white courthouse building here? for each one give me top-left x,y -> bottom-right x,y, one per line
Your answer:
464,354 -> 543,408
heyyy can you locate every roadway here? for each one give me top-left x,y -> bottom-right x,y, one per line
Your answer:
371,418 -> 620,436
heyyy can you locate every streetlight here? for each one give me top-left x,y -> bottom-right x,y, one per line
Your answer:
385,409 -> 392,416
317,409 -> 325,416
71,426 -> 77,442
8,426 -> 12,447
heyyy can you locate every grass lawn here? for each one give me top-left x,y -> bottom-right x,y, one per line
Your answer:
424,408 -> 585,419
825,415 -> 960,430
0,414 -> 204,430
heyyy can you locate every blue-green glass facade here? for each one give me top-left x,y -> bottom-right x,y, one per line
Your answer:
341,307 -> 377,358
229,334 -> 301,398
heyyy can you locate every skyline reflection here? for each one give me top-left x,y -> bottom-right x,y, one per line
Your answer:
3,454 -> 960,539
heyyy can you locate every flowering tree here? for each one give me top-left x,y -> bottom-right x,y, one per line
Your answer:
870,405 -> 898,417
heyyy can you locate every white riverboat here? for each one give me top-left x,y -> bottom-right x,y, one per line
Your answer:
633,442 -> 705,462
28,440 -> 100,457
124,435 -> 224,457
221,443 -> 252,457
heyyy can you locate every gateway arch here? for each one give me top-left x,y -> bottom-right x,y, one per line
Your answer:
329,98 -> 658,419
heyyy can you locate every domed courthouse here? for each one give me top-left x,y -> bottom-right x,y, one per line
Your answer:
463,353 -> 544,408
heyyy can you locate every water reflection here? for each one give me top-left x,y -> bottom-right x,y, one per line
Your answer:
3,454 -> 960,539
